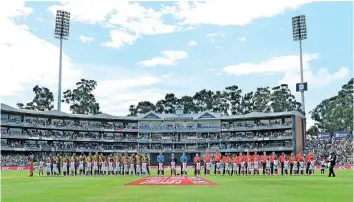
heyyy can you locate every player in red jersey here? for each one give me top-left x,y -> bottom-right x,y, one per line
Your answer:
193,153 -> 201,176
279,152 -> 286,175
253,152 -> 260,176
237,152 -> 244,175
213,151 -> 221,176
29,154 -> 34,177
245,152 -> 252,175
269,152 -> 276,175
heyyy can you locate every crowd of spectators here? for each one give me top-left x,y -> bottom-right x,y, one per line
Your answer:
139,122 -> 219,131
2,116 -> 138,130
222,118 -> 293,130
1,136 -> 352,166
305,136 -> 353,166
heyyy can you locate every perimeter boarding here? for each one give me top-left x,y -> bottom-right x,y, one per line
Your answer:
36,151 -> 329,177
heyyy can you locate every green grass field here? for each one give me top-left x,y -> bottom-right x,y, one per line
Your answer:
1,169 -> 353,202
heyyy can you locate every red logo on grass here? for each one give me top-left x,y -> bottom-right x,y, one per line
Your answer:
125,176 -> 217,186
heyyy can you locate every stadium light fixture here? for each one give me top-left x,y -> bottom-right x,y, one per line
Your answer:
54,10 -> 70,111
292,15 -> 308,114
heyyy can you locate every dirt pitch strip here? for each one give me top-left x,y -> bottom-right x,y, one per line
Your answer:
125,176 -> 218,186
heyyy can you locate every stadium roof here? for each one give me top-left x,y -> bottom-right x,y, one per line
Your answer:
1,103 -> 305,120
0,103 -> 137,120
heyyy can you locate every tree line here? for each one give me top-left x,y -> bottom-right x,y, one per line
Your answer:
16,78 -> 353,134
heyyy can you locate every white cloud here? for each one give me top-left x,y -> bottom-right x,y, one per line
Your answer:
78,35 -> 95,43
279,66 -> 349,90
185,26 -> 195,31
222,53 -> 349,90
238,36 -> 246,42
206,32 -> 224,37
138,51 -> 188,67
49,1 -> 178,49
187,40 -> 198,47
169,0 -> 312,26
215,45 -> 224,49
0,1 -> 82,100
222,54 -> 320,76
102,29 -> 138,49
161,73 -> 173,78
0,1 -> 175,116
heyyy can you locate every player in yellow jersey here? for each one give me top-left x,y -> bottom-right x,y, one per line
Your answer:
122,154 -> 128,175
135,153 -> 141,175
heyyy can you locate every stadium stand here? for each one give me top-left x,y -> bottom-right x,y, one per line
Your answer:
1,103 -> 351,167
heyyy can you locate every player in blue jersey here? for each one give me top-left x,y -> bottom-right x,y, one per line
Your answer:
157,152 -> 165,176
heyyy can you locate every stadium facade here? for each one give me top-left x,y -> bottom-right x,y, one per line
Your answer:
1,104 -> 306,164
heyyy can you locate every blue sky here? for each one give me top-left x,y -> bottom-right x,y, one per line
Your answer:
0,1 -> 352,127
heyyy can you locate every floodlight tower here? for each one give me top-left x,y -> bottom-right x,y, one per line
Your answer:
54,10 -> 70,111
292,15 -> 308,114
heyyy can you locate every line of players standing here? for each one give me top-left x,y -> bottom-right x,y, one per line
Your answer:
38,152 -> 152,176
157,151 -> 327,177
37,150 -> 328,177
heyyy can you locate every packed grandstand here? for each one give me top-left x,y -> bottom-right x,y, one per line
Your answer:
0,103 -> 352,170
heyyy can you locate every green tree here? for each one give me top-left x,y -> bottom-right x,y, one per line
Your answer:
253,87 -> 272,113
134,101 -> 156,115
270,84 -> 302,113
310,78 -> 353,132
128,105 -> 138,116
62,79 -> 101,115
225,85 -> 242,115
212,91 -> 230,115
306,125 -> 319,136
178,95 -> 197,114
17,85 -> 54,111
193,89 -> 214,112
241,91 -> 254,114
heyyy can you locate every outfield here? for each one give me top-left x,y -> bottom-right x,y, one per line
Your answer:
1,169 -> 353,202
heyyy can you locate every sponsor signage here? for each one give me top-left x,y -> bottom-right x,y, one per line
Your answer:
334,131 -> 348,139
296,82 -> 308,92
125,176 -> 217,186
317,132 -> 331,139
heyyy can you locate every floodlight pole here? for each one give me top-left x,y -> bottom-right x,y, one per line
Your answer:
54,10 -> 70,111
58,38 -> 63,112
292,15 -> 307,114
299,39 -> 305,113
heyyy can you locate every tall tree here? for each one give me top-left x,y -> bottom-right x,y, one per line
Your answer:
62,79 -> 101,115
307,125 -> 319,136
178,95 -> 197,114
225,85 -> 243,115
241,91 -> 254,114
128,105 -> 138,116
310,78 -> 353,132
155,93 -> 179,114
17,85 -> 54,111
212,91 -> 229,115
193,89 -> 214,112
270,84 -> 302,113
155,99 -> 166,114
253,87 -> 272,113
133,101 -> 156,115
